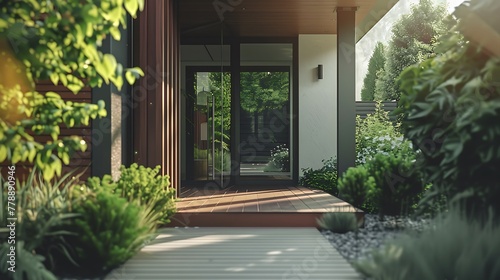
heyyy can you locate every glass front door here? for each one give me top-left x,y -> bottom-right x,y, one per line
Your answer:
183,43 -> 295,186
187,70 -> 231,185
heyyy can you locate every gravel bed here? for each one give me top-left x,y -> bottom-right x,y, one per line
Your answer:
321,214 -> 430,262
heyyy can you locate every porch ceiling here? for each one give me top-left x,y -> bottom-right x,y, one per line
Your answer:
179,0 -> 398,41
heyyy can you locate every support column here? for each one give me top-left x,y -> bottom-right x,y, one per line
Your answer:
337,7 -> 357,177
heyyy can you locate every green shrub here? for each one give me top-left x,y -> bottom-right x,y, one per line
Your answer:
267,144 -> 290,172
365,154 -> 425,216
0,166 -> 164,279
396,3 -> 500,219
356,102 -> 415,165
87,163 -> 176,224
337,165 -> 375,211
0,169 -> 84,280
338,153 -> 425,216
299,158 -> 338,195
354,209 -> 500,280
317,212 -> 359,233
61,189 -> 159,278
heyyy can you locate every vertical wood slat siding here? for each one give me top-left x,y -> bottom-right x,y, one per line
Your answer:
171,0 -> 181,194
355,101 -> 398,120
134,0 -> 180,194
1,81 -> 92,180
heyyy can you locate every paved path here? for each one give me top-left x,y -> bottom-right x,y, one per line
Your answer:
106,227 -> 361,280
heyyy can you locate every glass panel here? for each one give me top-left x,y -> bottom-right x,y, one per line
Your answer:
180,44 -> 230,182
239,43 -> 293,180
239,70 -> 291,179
240,44 -> 293,66
192,72 -> 210,180
207,72 -> 231,184
192,71 -> 231,183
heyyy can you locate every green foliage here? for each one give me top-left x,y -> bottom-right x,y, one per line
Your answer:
1,0 -> 144,90
354,209 -> 500,280
62,189 -> 158,278
0,169 -> 82,279
361,42 -> 386,101
210,149 -> 232,173
317,212 -> 359,233
0,242 -> 57,280
299,157 -> 338,195
240,71 -> 289,113
377,0 -> 449,101
337,165 -> 375,211
373,69 -> 388,101
356,102 -> 414,165
87,163 -> 176,224
193,146 -> 208,159
341,134 -> 425,216
266,144 -> 290,172
337,158 -> 425,216
1,87 -> 107,180
0,0 -> 145,180
0,166 -> 162,279
396,2 -> 500,219
365,154 -> 425,216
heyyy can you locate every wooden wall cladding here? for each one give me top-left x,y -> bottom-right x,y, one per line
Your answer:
134,0 -> 181,195
1,80 -> 92,182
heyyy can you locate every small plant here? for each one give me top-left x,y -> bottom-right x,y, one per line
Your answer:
317,212 -> 359,233
60,189 -> 159,278
299,157 -> 338,195
338,166 -> 376,212
87,163 -> 176,224
266,144 -> 290,172
354,208 -> 500,280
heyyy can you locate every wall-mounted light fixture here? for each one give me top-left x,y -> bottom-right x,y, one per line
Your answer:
317,64 -> 323,79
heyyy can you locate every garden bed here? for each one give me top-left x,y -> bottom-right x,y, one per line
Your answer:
321,214 -> 430,261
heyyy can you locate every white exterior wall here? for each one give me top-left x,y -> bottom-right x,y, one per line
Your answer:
298,34 -> 338,175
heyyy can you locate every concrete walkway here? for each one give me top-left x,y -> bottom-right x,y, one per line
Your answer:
106,228 -> 361,280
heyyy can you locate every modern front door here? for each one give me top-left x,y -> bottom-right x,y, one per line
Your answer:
186,69 -> 231,187
183,43 -> 296,187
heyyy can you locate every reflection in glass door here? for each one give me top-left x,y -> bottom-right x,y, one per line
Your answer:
189,71 -> 231,184
239,69 -> 291,179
